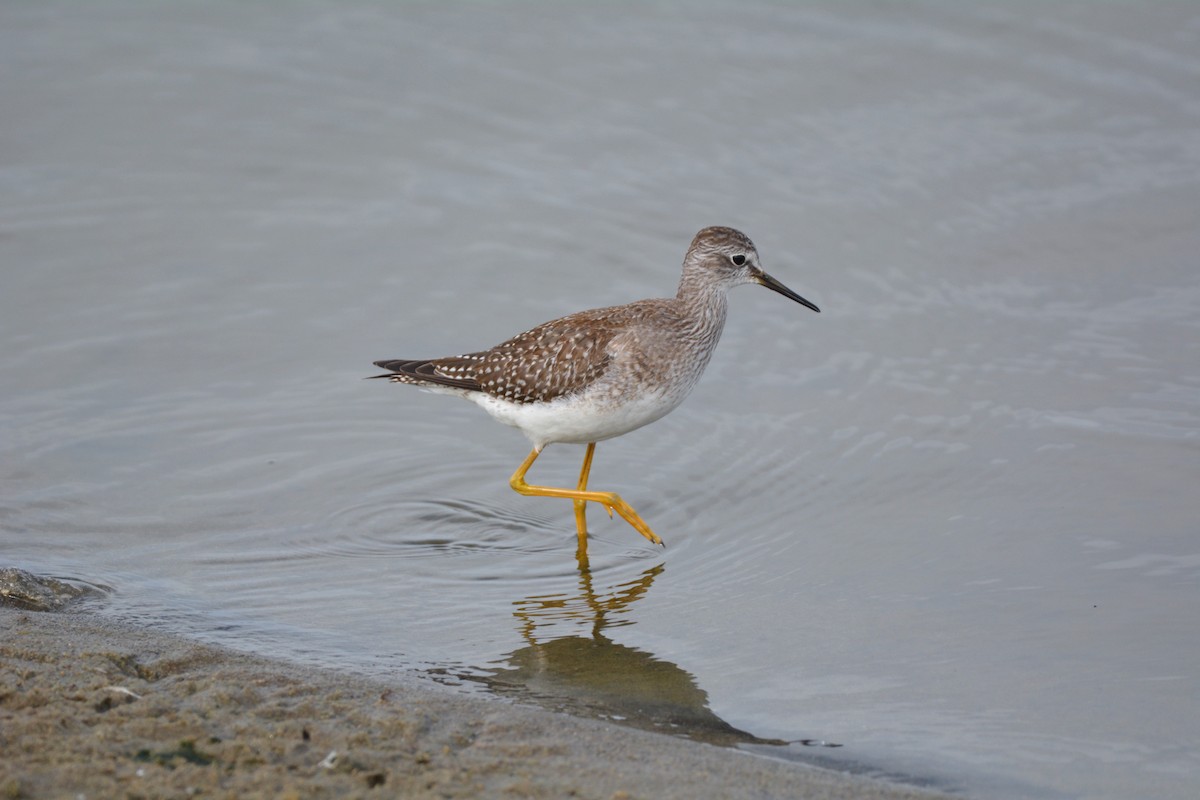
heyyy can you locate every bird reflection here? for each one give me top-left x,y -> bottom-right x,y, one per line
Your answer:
474,562 -> 788,748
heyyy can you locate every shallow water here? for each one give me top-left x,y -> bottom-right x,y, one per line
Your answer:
3,2 -> 1199,797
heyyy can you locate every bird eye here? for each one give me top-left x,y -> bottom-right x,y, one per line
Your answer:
730,254 -> 747,267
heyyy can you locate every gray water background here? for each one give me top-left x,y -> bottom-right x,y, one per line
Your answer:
3,2 -> 1199,797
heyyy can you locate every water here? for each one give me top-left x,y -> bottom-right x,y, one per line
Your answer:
3,2 -> 1199,797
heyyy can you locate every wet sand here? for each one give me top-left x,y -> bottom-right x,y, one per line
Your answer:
0,605 -> 950,800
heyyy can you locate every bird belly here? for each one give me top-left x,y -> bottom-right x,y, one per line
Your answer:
469,389 -> 684,447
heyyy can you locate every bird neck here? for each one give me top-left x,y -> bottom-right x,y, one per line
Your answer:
675,270 -> 730,339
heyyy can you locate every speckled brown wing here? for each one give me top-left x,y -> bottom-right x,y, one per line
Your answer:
462,306 -> 631,404
373,302 -> 662,404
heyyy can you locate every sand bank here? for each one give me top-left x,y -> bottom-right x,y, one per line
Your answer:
1,605 -> 949,799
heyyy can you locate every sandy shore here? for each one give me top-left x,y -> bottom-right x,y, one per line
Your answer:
0,604 -> 952,800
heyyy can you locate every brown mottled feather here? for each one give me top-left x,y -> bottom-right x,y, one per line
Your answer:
372,301 -> 672,405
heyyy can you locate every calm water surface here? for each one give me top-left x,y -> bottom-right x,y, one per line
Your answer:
3,3 -> 1199,798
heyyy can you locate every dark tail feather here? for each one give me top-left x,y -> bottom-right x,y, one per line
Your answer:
367,358 -> 420,379
373,359 -> 416,372
368,358 -> 482,391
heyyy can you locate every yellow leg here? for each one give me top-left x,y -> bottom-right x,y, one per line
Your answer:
573,442 -> 597,546
509,445 -> 664,548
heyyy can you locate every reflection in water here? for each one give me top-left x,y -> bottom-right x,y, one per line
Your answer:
473,564 -> 795,748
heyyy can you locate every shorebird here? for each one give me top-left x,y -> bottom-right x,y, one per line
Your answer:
371,226 -> 819,556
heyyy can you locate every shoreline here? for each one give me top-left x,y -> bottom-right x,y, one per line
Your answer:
1,604 -> 951,799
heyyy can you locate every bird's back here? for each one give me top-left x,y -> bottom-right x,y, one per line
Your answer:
374,297 -> 694,407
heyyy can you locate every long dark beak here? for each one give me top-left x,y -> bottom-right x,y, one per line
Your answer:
754,270 -> 820,313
